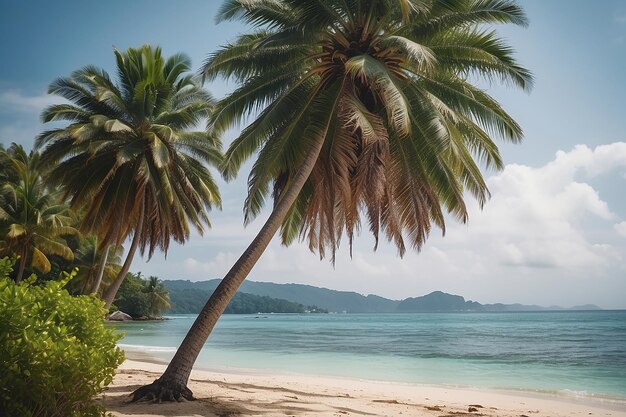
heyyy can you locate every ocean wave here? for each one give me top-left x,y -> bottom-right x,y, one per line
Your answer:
118,343 -> 177,353
502,386 -> 626,406
163,315 -> 197,319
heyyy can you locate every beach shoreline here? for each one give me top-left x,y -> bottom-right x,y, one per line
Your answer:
102,358 -> 626,417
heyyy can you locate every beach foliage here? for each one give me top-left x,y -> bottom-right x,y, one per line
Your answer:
0,257 -> 124,417
36,45 -> 223,307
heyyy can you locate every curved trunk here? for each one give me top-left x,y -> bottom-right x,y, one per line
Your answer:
15,246 -> 28,283
102,203 -> 145,309
90,244 -> 110,295
154,136 -> 326,392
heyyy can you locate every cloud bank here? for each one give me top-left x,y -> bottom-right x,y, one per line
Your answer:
0,89 -> 65,148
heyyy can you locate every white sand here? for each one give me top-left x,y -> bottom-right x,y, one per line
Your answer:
102,360 -> 626,417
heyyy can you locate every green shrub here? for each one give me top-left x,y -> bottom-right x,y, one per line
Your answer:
0,258 -> 125,417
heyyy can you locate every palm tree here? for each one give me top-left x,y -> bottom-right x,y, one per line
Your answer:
143,276 -> 171,318
36,45 -> 223,307
0,144 -> 18,184
132,0 -> 532,401
0,144 -> 77,282
68,235 -> 123,295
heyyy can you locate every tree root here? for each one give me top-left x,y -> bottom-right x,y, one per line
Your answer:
130,378 -> 195,403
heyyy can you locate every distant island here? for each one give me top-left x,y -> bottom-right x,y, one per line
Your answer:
163,280 -> 601,314
165,286 -> 327,314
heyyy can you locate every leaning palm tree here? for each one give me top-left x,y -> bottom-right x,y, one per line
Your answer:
36,45 -> 223,307
133,0 -> 532,401
0,144 -> 76,282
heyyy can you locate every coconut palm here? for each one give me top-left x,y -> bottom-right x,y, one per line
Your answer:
36,45 -> 222,307
132,0 -> 532,401
143,276 -> 171,318
0,144 -> 76,282
67,235 -> 123,295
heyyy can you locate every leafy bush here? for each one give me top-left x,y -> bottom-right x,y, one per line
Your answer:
0,258 -> 125,416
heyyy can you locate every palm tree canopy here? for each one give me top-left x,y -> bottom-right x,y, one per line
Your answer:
204,0 -> 532,261
36,45 -> 223,257
143,276 -> 171,317
0,144 -> 76,275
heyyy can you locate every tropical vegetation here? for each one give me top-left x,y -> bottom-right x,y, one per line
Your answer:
0,145 -> 176,316
67,235 -> 123,296
0,144 -> 76,282
0,257 -> 125,417
133,0 -> 532,401
114,272 -> 171,319
36,45 -> 222,308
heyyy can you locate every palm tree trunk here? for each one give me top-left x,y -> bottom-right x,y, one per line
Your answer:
102,203 -> 145,309
132,136 -> 326,401
90,244 -> 110,295
15,246 -> 27,283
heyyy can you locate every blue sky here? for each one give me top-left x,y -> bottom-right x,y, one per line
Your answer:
1,1 -> 625,308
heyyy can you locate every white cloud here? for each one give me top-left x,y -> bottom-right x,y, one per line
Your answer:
183,252 -> 239,277
615,222 -> 626,238
549,143 -> 626,178
352,252 -> 391,276
456,143 -> 624,270
0,124 -> 44,148
0,89 -> 67,148
0,90 -> 61,113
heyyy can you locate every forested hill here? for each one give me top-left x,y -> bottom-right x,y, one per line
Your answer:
165,283 -> 327,314
163,280 -> 602,314
163,279 -> 398,313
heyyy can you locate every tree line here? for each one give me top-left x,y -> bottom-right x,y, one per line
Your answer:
167,285 -> 327,314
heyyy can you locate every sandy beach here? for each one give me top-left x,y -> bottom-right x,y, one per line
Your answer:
102,360 -> 626,417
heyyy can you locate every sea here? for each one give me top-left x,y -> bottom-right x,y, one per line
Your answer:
113,311 -> 626,407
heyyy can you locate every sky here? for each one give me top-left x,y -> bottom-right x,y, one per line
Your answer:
1,1 -> 625,309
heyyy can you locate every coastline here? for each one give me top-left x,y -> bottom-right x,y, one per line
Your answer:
102,357 -> 626,417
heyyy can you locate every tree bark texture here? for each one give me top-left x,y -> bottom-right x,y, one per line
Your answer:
91,244 -> 110,295
15,246 -> 27,283
103,200 -> 145,308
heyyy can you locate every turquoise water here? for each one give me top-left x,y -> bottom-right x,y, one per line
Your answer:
113,311 -> 626,403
